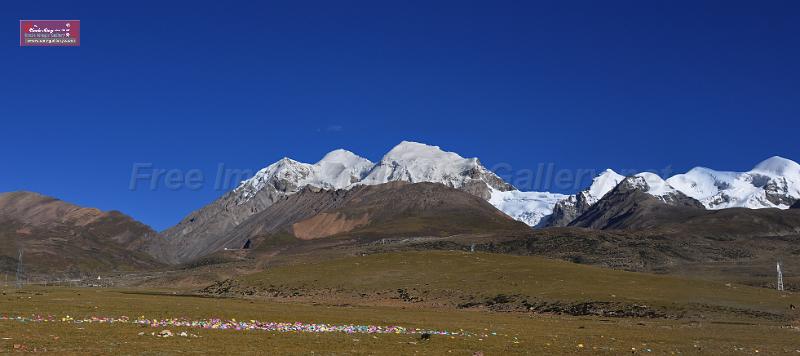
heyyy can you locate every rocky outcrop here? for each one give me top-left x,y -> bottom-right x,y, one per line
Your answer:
548,193 -> 591,227
546,169 -> 625,227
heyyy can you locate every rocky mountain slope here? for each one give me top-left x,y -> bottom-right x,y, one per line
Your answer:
495,204 -> 800,276
545,156 -> 800,227
158,141 -> 565,262
568,176 -> 705,230
173,182 -> 531,262
548,169 -> 625,227
0,191 -> 161,275
156,150 -> 374,263
157,142 -> 800,263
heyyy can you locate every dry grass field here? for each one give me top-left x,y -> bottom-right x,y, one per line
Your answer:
2,252 -> 800,354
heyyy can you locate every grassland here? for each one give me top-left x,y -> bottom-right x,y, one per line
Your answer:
2,251 -> 800,354
228,251 -> 799,320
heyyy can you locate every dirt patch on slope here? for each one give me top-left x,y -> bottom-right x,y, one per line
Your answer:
291,213 -> 370,240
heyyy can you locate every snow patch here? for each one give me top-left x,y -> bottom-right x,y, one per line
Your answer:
634,172 -> 678,197
489,189 -> 568,227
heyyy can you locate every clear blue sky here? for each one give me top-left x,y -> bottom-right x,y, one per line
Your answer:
3,1 -> 799,230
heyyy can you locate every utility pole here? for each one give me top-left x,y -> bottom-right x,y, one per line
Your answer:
15,249 -> 24,289
777,261 -> 785,292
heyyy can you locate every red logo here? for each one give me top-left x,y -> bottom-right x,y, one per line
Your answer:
20,20 -> 80,47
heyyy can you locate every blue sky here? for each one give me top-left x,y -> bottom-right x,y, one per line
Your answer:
3,1 -> 799,230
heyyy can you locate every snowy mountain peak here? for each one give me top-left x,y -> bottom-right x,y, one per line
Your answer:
314,149 -> 374,189
633,172 -> 677,197
752,156 -> 800,176
361,141 -> 512,192
666,156 -> 800,210
553,156 -> 800,226
256,157 -> 304,170
233,141 -> 514,207
613,174 -> 704,208
232,158 -> 313,204
233,150 -> 373,205
545,169 -> 626,227
381,141 -> 473,164
227,145 -> 798,228
585,169 -> 625,204
249,157 -> 312,183
228,141 -> 527,223
318,149 -> 372,166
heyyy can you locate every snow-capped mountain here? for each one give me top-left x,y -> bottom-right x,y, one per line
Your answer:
236,141 -> 514,203
549,157 -> 800,226
155,145 -> 800,264
356,141 -> 569,225
234,150 -> 373,205
159,150 -> 373,263
159,141 -> 560,262
666,156 -> 800,209
584,169 -> 627,205
548,169 -> 625,226
163,142 -> 800,262
626,175 -> 704,206
359,141 -> 514,197
230,145 -> 800,229
231,141 -> 568,227
632,172 -> 693,205
568,174 -> 704,229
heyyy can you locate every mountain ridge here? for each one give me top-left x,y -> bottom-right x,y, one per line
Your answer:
568,176 -> 705,230
0,191 -> 162,275
666,156 -> 800,210
157,142 -> 800,263
548,169 -> 626,227
157,141 -> 561,262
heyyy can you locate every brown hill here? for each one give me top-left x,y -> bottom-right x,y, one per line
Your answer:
0,191 -> 162,276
